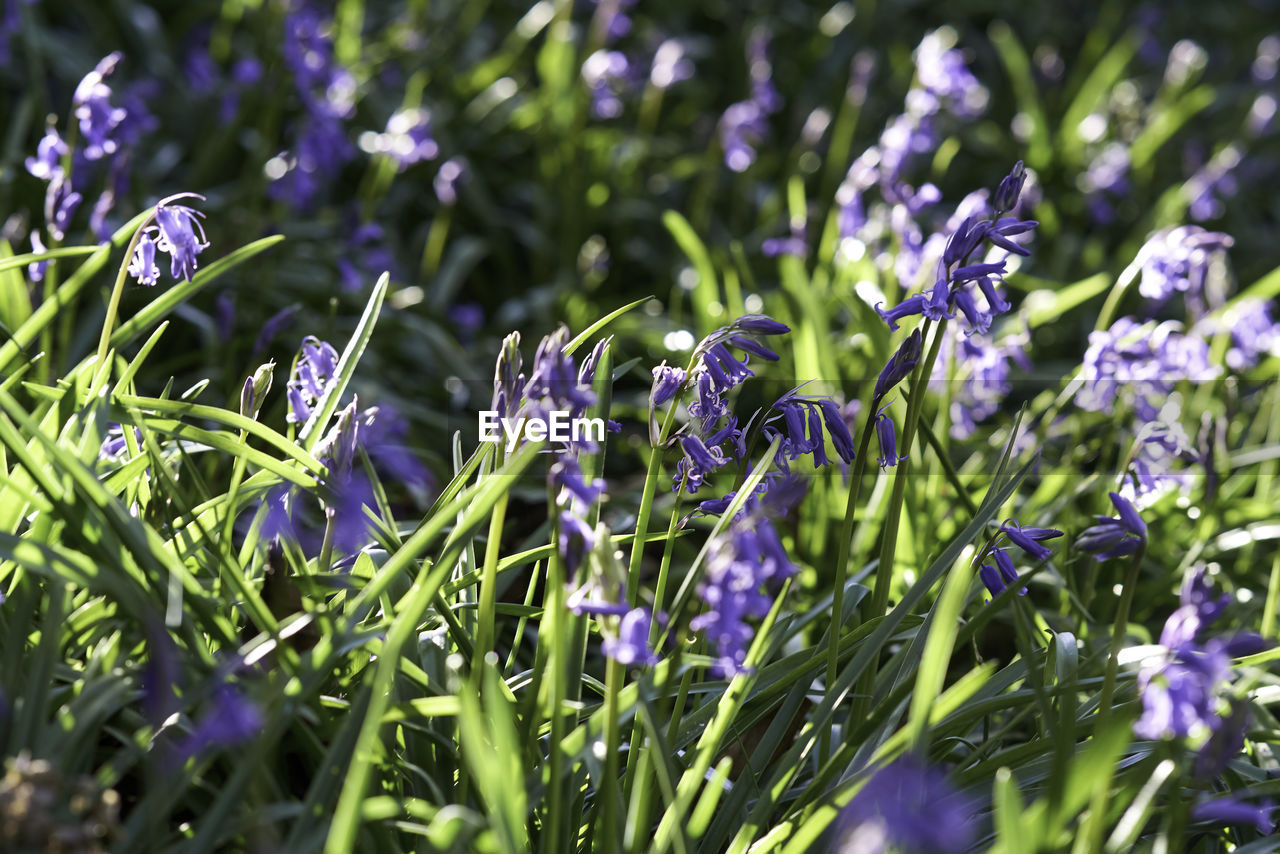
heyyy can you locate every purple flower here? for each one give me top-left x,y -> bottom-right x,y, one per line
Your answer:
874,329 -> 923,402
838,756 -> 975,854
874,406 -> 906,470
763,388 -> 856,469
44,173 -> 81,241
27,231 -> 48,283
381,108 -> 439,169
135,194 -> 209,284
1191,797 -> 1275,835
1076,491 -> 1146,561
285,335 -> 340,424
732,314 -> 790,336
25,126 -> 66,181
1197,298 -> 1280,371
559,510 -> 596,575
177,684 -> 263,761
719,100 -> 768,172
998,520 -> 1063,563
551,457 -> 605,508
650,39 -> 693,89
933,326 -> 1029,440
127,232 -> 159,287
993,160 -> 1026,214
491,332 -> 526,419
1078,318 -> 1217,422
99,423 -> 142,463
875,295 -> 927,331
1135,226 -> 1234,306
602,608 -> 660,667
914,29 -> 988,118
692,498 -> 798,677
434,157 -> 467,205
583,50 -> 634,119
73,52 -> 127,161
650,362 -> 686,407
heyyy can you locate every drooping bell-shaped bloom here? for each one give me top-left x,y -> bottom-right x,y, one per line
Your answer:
650,362 -> 686,407
153,196 -> 209,282
874,406 -> 906,470
602,608 -> 660,667
873,328 -> 922,402
128,232 -> 160,286
1076,491 -> 1146,561
73,52 -> 127,161
25,126 -> 66,181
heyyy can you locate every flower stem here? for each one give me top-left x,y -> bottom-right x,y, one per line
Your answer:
94,208 -> 155,379
1096,541 -> 1147,728
819,418 -> 875,763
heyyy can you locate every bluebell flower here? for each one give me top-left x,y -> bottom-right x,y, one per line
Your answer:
1135,566 -> 1266,742
837,755 -> 976,854
692,500 -> 798,678
1123,417 -> 1197,506
764,387 -> 856,469
551,457 -> 605,508
99,423 -> 142,463
874,405 -> 906,470
285,335 -> 340,424
650,362 -> 686,407
998,520 -> 1063,563
913,29 -> 987,118
73,52 -> 127,161
44,173 -> 81,241
380,108 -> 438,169
491,332 -> 526,420
993,160 -> 1026,214
128,232 -> 160,286
126,193 -> 209,284
873,164 -> 1036,336
177,684 -> 263,761
27,232 -> 48,283
582,50 -> 634,119
1191,797 -> 1275,835
559,511 -> 596,575
240,361 -> 275,422
273,3 -> 355,207
674,434 -> 728,493
1078,318 -> 1217,423
525,326 -> 597,430
873,329 -> 923,403
1077,491 -> 1147,560
1081,143 -> 1131,224
1196,297 -> 1280,371
25,126 -> 66,181
719,100 -> 769,173
875,295 -> 927,331
602,607 -> 660,667
932,324 -> 1029,440
434,157 -> 467,205
1135,226 -> 1234,306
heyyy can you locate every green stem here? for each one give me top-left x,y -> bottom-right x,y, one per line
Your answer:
94,209 -> 156,379
852,318 -> 946,721
819,420 -> 875,763
1096,541 -> 1147,729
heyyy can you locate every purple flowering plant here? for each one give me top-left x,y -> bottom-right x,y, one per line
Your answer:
3,8 -> 1280,853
